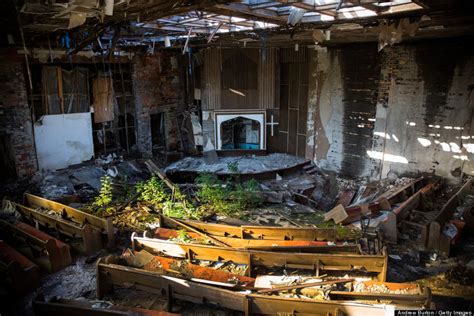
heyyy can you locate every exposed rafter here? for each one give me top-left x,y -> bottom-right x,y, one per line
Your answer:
204,3 -> 288,25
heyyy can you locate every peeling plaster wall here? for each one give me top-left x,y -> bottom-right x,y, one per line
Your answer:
308,44 -> 379,178
307,38 -> 474,181
313,49 -> 345,173
34,113 -> 94,170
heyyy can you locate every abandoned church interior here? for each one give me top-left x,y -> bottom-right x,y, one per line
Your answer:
1,0 -> 474,315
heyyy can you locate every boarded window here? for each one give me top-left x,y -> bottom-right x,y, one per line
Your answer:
92,76 -> 115,123
42,66 -> 89,115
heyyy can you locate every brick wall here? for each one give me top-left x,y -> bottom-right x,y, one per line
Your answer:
308,37 -> 474,181
132,51 -> 184,158
0,54 -> 37,177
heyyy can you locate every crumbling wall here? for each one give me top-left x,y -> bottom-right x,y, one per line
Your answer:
0,54 -> 38,177
308,44 -> 379,178
370,38 -> 474,181
132,51 -> 183,158
308,38 -> 474,182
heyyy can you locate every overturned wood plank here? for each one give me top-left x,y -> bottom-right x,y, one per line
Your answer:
0,220 -> 71,272
153,227 -> 359,253
132,234 -> 388,281
160,215 -> 336,241
324,204 -> 348,224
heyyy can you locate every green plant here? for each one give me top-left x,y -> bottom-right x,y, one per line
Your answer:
135,176 -> 169,207
162,186 -> 201,219
232,179 -> 263,209
196,174 -> 228,207
196,173 -> 263,217
94,175 -> 113,208
227,162 -> 239,174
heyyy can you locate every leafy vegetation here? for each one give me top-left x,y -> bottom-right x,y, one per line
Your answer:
162,186 -> 200,219
196,163 -> 263,217
93,175 -> 113,208
135,176 -> 169,207
135,176 -> 200,219
88,161 -> 263,221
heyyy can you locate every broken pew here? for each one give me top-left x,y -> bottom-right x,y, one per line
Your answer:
153,227 -> 360,253
159,215 -> 337,241
131,234 -> 388,281
33,293 -> 179,316
381,179 -> 442,246
427,178 -> 474,255
0,220 -> 71,272
96,257 -> 430,316
327,177 -> 426,225
15,203 -> 101,255
15,193 -> 115,254
122,249 -> 255,287
0,240 -> 40,295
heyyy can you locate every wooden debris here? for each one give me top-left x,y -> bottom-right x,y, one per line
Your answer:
164,216 -> 231,247
145,159 -> 176,193
324,204 -> 348,224
122,249 -> 255,286
257,278 -> 355,293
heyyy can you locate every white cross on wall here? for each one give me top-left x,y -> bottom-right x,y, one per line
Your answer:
266,114 -> 279,137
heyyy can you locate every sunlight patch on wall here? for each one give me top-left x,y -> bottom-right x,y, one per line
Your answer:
463,143 -> 474,153
449,142 -> 462,153
417,138 -> 431,147
367,150 -> 408,164
374,131 -> 390,139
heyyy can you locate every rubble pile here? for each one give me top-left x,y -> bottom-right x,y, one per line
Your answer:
2,154 -> 474,314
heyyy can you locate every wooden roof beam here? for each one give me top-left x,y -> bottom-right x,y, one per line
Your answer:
206,3 -> 287,25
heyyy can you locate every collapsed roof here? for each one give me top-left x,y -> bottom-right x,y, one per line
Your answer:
5,0 -> 474,53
